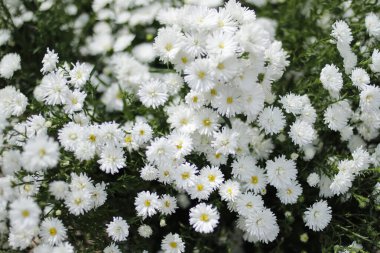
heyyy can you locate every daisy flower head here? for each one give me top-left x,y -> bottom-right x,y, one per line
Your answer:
194,108 -> 220,136
64,190 -> 92,216
168,131 -> 193,158
258,106 -> 286,135
146,137 -> 176,167
140,164 -> 159,181
174,162 -> 198,189
244,208 -> 279,243
200,165 -> 224,190
320,64 -> 343,97
21,135 -> 60,172
288,120 -> 316,147
98,145 -> 126,174
189,203 -> 220,233
159,194 -> 178,215
219,179 -> 241,202
39,72 -> 69,105
276,180 -> 303,204
138,79 -> 168,109
266,155 -> 298,189
205,31 -> 239,57
236,192 -> 265,217
307,173 -> 320,187
9,197 -> 41,229
184,58 -> 215,92
0,53 -> 21,79
134,191 -> 161,219
304,200 -> 332,231
138,224 -> 153,238
0,86 -> 28,118
351,67 -> 370,90
104,243 -> 122,253
39,217 -> 67,246
213,85 -> 243,117
211,127 -> 240,155
41,48 -> 59,74
106,216 -> 130,242
161,233 -> 185,253
241,166 -> 268,194
69,62 -> 92,89
154,26 -> 184,63
187,176 -> 213,200
331,20 -> 353,44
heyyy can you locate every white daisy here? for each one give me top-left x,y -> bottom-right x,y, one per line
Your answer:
161,233 -> 185,253
39,217 -> 67,246
106,216 -> 130,242
189,203 -> 220,233
304,200 -> 332,231
134,191 -> 161,219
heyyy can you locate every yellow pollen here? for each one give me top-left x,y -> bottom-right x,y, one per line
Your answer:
217,20 -> 224,27
286,188 -> 292,195
180,118 -> 188,125
210,89 -> 217,96
176,143 -> 183,150
39,148 -> 46,157
169,242 -> 178,248
226,97 -> 233,104
215,153 -> 221,159
165,43 -> 173,51
181,172 -> 190,180
144,200 -> 151,207
197,184 -> 204,191
165,200 -> 171,208
208,174 -> 216,182
49,227 -> 57,236
218,43 -> 225,49
227,188 -> 233,195
197,71 -> 206,79
88,134 -> 96,143
251,176 -> 259,185
192,96 -> 198,103
246,202 -> 253,208
181,57 -> 188,64
139,130 -> 145,136
217,63 -> 225,70
163,171 -> 170,177
22,210 -> 30,218
124,135 -> 132,143
200,213 -> 209,222
203,118 -> 211,126
24,184 -> 31,192
74,198 -> 82,205
71,97 -> 78,104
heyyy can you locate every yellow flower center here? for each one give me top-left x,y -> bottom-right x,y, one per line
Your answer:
197,184 -> 204,191
218,43 -> 225,49
165,200 -> 171,208
217,63 -> 225,70
39,148 -> 46,157
22,210 -> 30,218
88,134 -> 96,143
165,43 -> 173,51
181,57 -> 188,64
203,119 -> 211,126
215,153 -> 221,159
74,198 -> 82,205
139,130 -> 145,136
200,213 -> 210,222
251,176 -> 259,185
169,242 -> 178,248
49,227 -> 57,236
286,188 -> 293,195
197,71 -> 206,80
226,97 -> 233,104
144,200 -> 151,207
124,135 -> 132,143
181,172 -> 190,180
208,174 -> 216,182
180,118 -> 188,125
210,89 -> 217,96
192,96 -> 198,103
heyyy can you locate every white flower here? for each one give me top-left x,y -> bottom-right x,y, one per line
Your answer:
161,233 -> 185,253
276,180 -> 303,204
138,79 -> 168,109
304,200 -> 332,231
211,127 -> 239,155
41,48 -> 59,74
189,203 -> 220,233
106,217 -> 130,242
320,64 -> 343,97
140,164 -> 159,181
351,68 -> 370,90
153,27 -> 183,63
359,85 -> 380,112
370,49 -> 380,73
146,137 -> 176,166
200,165 -> 224,190
39,217 -> 67,246
159,194 -> 178,215
9,197 -> 41,229
1,149 -> 22,176
0,53 -> 21,79
258,106 -> 286,135
365,13 -> 380,39
39,72 -> 70,105
330,170 -> 354,196
64,190 -> 92,215
244,208 -> 279,243
205,31 -> 238,57
194,108 -> 220,136
98,146 -> 126,174
331,20 -> 353,44
21,135 -> 60,172
289,120 -> 316,147
91,182 -> 108,208
0,86 -> 28,118
307,173 -> 320,187
69,62 -> 92,88
103,243 -> 121,253
213,85 -> 243,117
131,122 -> 153,145
135,191 -> 161,219
184,58 -> 215,92
187,177 -> 213,200
324,100 -> 352,131
138,224 -> 153,238
241,166 -> 268,194
236,192 -> 264,217
219,179 -> 241,202
174,162 -> 198,189
266,155 -> 297,189
49,181 -> 69,200
63,89 -> 86,114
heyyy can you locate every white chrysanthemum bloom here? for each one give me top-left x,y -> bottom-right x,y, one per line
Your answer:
359,85 -> 380,112
231,155 -> 256,180
69,172 -> 93,192
0,53 -> 21,79
91,182 -> 108,208
41,48 -> 59,74
219,179 -> 241,202
140,164 -> 159,181
0,176 -> 14,202
300,104 -> 317,124
351,68 -> 370,90
258,106 -> 286,135
33,244 -> 54,253
0,86 -> 28,118
266,155 -> 297,189
8,227 -> 37,250
320,64 -> 343,97
304,200 -> 332,231
99,122 -> 124,146
69,62 -> 92,88
21,135 -> 60,172
1,149 -> 22,176
65,189 -> 92,215
39,72 -> 70,105
205,31 -> 238,57
241,166 -> 268,194
331,20 -> 353,44
131,122 -> 153,145
159,194 -> 178,215
370,49 -> 380,73
9,197 -> 41,229
49,181 -> 69,200
39,217 -> 67,246
212,56 -> 241,83
289,120 -> 316,147
161,233 -> 185,253
184,59 -> 215,92
279,93 -> 308,115
236,192 -> 264,217
199,165 -> 224,190
213,85 -> 243,117
352,146 -> 371,173
324,100 -> 352,131
194,108 -> 220,136
52,242 -> 75,253
138,224 -> 153,238
365,13 -> 380,39
244,208 -> 279,243
167,105 -> 198,133
106,217 -> 130,242
330,170 -> 354,196
0,29 -> 10,46
157,165 -> 174,185
132,43 -> 156,63
146,137 -> 176,167
185,90 -> 205,109
307,173 -> 320,187
154,27 -> 183,63
189,203 -> 220,233
187,177 -> 213,200
103,243 -> 122,253
174,162 -> 198,189
98,145 -> 126,174
276,180 -> 303,204
211,127 -> 239,155
138,79 -> 168,109
58,123 -> 82,152
135,191 -> 161,219
169,131 -> 193,158
63,89 -> 86,114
